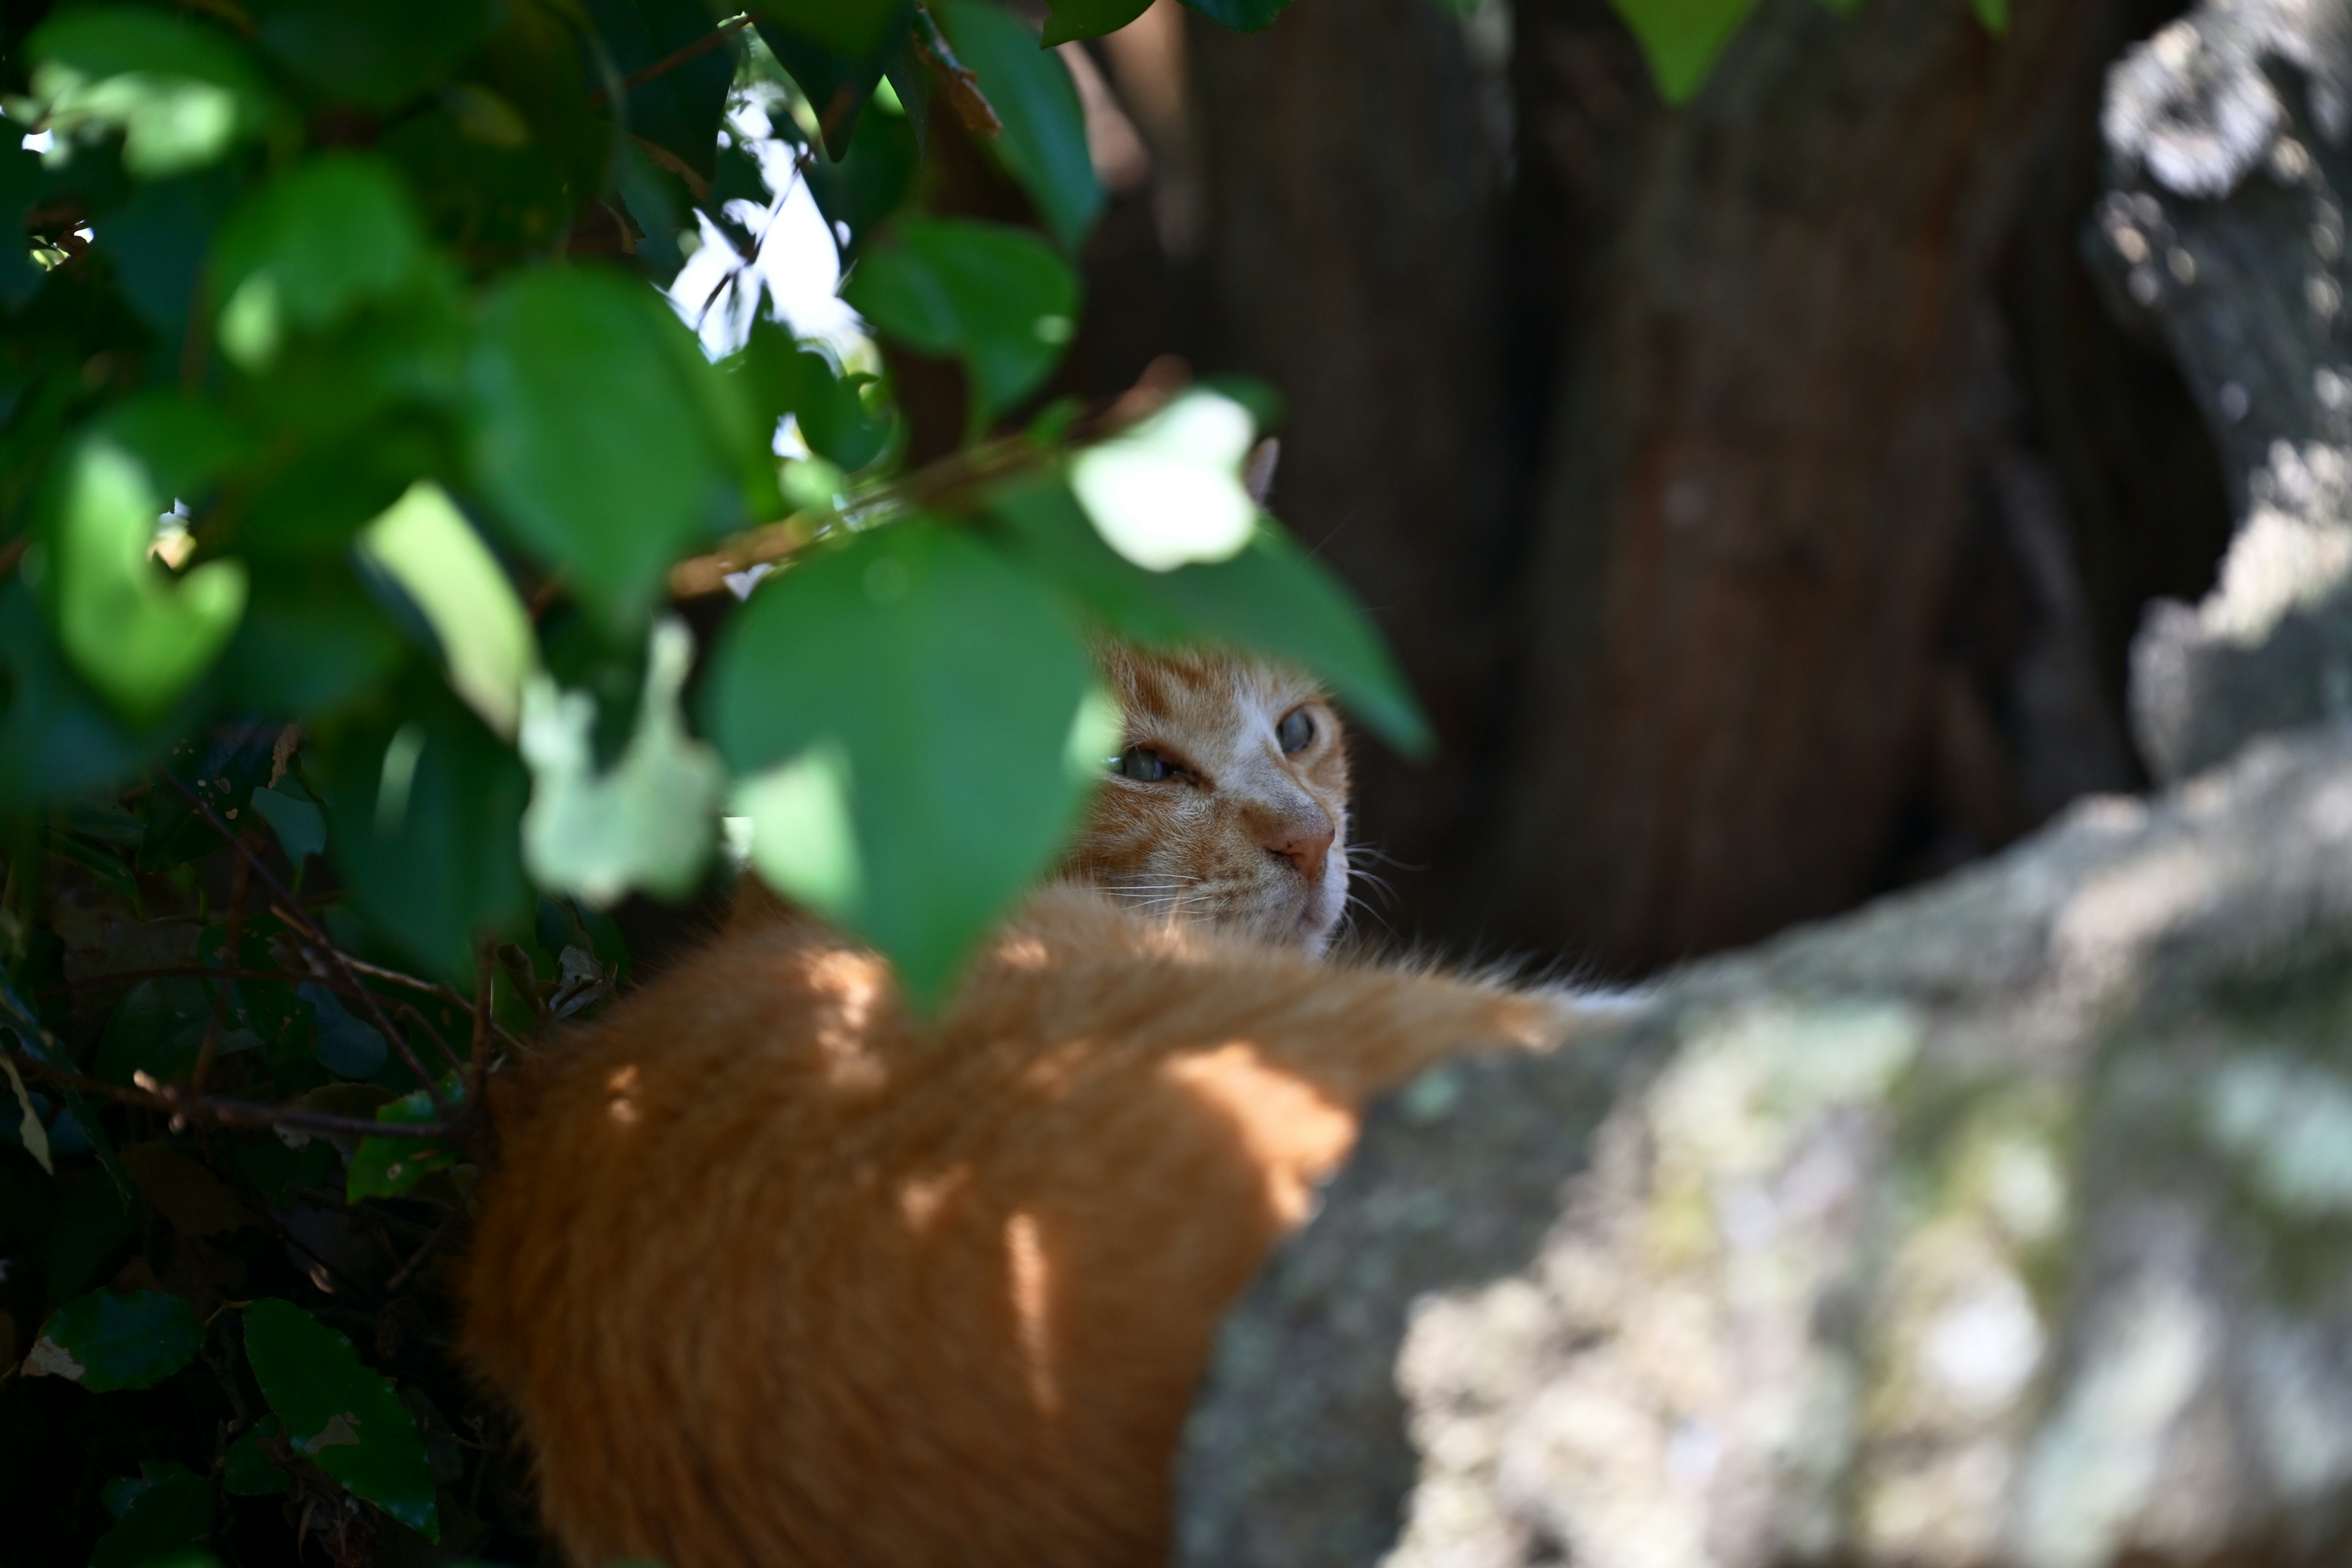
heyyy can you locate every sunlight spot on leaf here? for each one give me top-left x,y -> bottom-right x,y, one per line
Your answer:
357,481 -> 536,736
519,616 -> 726,905
2,1054 -> 52,1174
736,740 -> 862,914
1071,390 -> 1259,570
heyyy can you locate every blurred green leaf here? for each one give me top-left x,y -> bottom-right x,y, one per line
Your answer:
1,1054 -> 50,1175
28,6 -> 282,178
706,523 -> 1099,1002
1177,0 -> 1295,31
521,616 -> 724,905
1041,0 -> 1155,46
98,167 -> 238,342
1069,389 -> 1258,569
93,391 -> 250,503
0,582 -> 188,805
0,145 -> 48,309
248,0 -> 497,110
843,217 -> 1077,423
224,1415 -> 289,1496
467,266 -> 746,633
935,2 -> 1102,251
1972,0 -> 2008,31
212,154 -> 432,371
347,1075 -> 464,1202
23,1290 -> 203,1392
1607,0 -> 1757,102
379,107 -> 575,263
217,567 -> 406,718
586,0 -> 741,179
355,481 -> 538,737
243,1298 -> 439,1540
89,1469 -> 212,1567
43,437 -> 247,728
990,473 -> 1432,755
317,678 -> 532,982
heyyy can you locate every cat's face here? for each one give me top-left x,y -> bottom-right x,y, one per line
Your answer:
1068,647 -> 1352,956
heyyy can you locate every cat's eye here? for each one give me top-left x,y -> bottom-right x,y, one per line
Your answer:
1112,747 -> 1177,782
1276,708 -> 1316,754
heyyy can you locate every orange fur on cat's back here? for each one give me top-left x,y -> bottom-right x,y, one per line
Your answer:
462,886 -> 1575,1568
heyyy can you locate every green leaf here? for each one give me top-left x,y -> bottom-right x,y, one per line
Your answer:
89,1469 -> 213,1568
346,1076 -> 464,1202
801,86 -> 920,260
23,1290 -> 203,1392
1069,389 -> 1259,569
217,567 -> 406,720
935,2 -> 1104,251
42,437 -> 248,728
45,1169 -> 141,1300
585,0 -> 741,180
467,266 -> 747,633
243,1298 -> 439,1540
1607,0 -> 1758,102
298,984 -> 388,1080
251,784 -> 326,863
224,1415 -> 289,1496
1178,0 -> 1295,32
28,5 -> 282,177
99,167 -> 239,342
0,145 -> 48,309
1972,0 -> 2008,31
755,0 -> 918,159
317,677 -> 532,982
247,0 -> 497,110
1041,0 -> 1155,46
94,978 -> 214,1085
704,523 -> 1098,1002
843,218 -> 1077,423
989,474 -> 1431,755
521,616 -> 725,905
0,583 -> 189,806
212,154 -> 432,371
1,1054 -> 50,1175
732,322 -> 893,472
355,481 -> 538,738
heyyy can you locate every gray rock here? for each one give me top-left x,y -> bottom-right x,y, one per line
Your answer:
2095,0 -> 2352,779
1178,720 -> 2352,1567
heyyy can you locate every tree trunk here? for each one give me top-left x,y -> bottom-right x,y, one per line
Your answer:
1475,0 -> 2130,971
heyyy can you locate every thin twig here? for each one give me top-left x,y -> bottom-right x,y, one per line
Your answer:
165,777 -> 454,1121
385,1207 -> 465,1293
10,1053 -> 457,1140
386,998 -> 467,1079
586,13 -> 752,106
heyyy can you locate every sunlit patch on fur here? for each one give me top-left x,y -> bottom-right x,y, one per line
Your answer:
1165,1042 -> 1355,1226
995,935 -> 1051,970
605,1065 -> 641,1126
804,949 -> 889,1082
1005,1212 -> 1059,1414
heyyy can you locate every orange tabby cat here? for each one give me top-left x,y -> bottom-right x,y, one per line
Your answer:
460,650 -> 1581,1568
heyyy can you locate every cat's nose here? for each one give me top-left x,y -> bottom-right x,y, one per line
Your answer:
1264,822 -> 1335,881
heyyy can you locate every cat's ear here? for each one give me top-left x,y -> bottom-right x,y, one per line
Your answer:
1243,437 -> 1280,508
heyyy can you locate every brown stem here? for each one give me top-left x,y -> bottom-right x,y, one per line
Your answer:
913,6 -> 1003,137
666,361 -> 1186,598
164,777 -> 454,1121
11,1054 -> 457,1141
587,13 -> 752,107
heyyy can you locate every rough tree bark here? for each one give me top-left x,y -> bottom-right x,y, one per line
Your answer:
1474,0 -> 2128,971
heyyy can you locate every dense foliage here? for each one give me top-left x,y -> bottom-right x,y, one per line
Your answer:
0,0 -> 1979,1562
